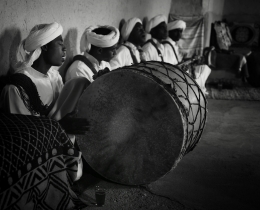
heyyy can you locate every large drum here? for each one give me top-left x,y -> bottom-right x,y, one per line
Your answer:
77,61 -> 207,185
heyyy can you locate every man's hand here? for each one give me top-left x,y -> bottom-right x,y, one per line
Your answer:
93,68 -> 110,80
58,112 -> 90,135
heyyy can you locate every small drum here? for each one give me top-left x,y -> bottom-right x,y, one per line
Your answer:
77,61 -> 207,185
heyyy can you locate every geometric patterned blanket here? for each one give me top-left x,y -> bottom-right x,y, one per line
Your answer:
0,113 -> 87,210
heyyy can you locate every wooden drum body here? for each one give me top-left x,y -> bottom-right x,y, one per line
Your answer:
77,61 -> 207,185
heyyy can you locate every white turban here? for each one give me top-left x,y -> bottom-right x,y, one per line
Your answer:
121,18 -> 142,41
81,25 -> 120,53
15,22 -> 63,70
167,20 -> 186,31
145,14 -> 168,33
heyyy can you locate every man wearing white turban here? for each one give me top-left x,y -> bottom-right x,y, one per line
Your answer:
163,20 -> 186,64
0,21 -> 89,129
163,20 -> 211,95
142,14 -> 168,61
109,17 -> 146,70
0,22 -> 66,116
0,22 -> 88,184
65,25 -> 119,83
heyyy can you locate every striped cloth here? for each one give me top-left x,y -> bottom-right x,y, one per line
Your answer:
169,14 -> 205,58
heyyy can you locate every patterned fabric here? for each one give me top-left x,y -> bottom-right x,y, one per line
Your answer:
169,14 -> 205,57
214,21 -> 232,51
0,113 -> 87,210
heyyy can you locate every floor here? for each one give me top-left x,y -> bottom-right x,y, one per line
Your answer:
147,99 -> 260,210
77,99 -> 260,210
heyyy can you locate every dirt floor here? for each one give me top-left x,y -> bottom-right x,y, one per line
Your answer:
73,172 -> 195,210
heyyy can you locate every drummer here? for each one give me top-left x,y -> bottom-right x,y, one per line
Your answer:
110,17 -> 146,70
163,20 -> 211,95
0,22 -> 66,116
65,25 -> 120,83
142,14 -> 168,62
0,22 -> 88,181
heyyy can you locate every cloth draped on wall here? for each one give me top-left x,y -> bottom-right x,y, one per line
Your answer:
168,14 -> 205,57
0,113 -> 87,210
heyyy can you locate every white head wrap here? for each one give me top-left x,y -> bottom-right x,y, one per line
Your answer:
15,22 -> 63,69
80,25 -> 119,53
167,20 -> 186,31
121,17 -> 142,41
145,14 -> 168,33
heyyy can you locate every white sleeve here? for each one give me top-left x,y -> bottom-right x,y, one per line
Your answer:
110,46 -> 132,70
65,61 -> 94,82
142,43 -> 156,61
0,85 -> 32,115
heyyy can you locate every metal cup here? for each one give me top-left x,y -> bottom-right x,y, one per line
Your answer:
95,186 -> 106,206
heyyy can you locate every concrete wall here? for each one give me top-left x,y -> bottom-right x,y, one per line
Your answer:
0,0 -> 171,76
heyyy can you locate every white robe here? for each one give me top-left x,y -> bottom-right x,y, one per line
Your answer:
0,66 -> 63,115
142,38 -> 165,62
163,37 -> 183,65
110,42 -> 141,70
65,52 -> 111,82
163,37 -> 211,95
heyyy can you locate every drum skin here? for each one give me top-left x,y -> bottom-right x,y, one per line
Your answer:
77,68 -> 188,185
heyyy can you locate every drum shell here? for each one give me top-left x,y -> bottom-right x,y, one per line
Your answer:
77,67 -> 189,185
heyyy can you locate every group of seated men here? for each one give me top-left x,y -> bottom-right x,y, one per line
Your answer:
0,14 -> 211,116
65,14 -> 211,94
0,14 -> 211,181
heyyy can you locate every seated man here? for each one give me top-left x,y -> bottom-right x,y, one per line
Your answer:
110,17 -> 146,70
65,25 -> 119,83
0,21 -> 89,172
0,22 -> 88,124
0,22 -> 88,209
163,20 -> 211,94
142,14 -> 168,62
0,22 -> 66,116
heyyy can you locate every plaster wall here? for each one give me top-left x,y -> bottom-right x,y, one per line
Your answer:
0,0 -> 171,76
170,0 -> 203,16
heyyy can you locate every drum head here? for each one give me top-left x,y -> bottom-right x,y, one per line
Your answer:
77,69 -> 187,185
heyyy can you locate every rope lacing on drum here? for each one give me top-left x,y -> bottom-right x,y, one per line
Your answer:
121,61 -> 207,156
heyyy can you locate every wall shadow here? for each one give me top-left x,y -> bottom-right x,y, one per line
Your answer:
118,19 -> 126,46
142,16 -> 149,31
142,17 -> 152,41
59,28 -> 78,81
0,27 -> 22,76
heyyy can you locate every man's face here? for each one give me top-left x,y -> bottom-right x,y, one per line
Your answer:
151,22 -> 168,40
100,43 -> 117,62
128,22 -> 146,46
169,28 -> 183,42
45,35 -> 66,66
